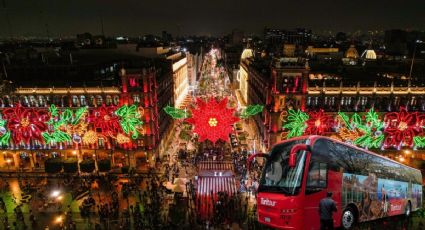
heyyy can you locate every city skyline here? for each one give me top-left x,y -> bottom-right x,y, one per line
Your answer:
0,0 -> 424,38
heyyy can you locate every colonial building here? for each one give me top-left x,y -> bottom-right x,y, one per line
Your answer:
0,47 -> 181,172
240,53 -> 425,169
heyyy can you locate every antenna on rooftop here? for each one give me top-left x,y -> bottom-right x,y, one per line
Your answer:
100,15 -> 105,37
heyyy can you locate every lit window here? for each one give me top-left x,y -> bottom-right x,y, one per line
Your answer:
106,96 -> 112,106
80,96 -> 87,106
113,96 -> 120,105
96,96 -> 103,106
133,94 -> 140,103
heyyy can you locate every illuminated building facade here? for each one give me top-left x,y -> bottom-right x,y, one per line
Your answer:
241,55 -> 425,169
0,52 -> 176,172
171,55 -> 189,107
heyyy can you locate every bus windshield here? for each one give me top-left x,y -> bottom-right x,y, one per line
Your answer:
259,140 -> 307,196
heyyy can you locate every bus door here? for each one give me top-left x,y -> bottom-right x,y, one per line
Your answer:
303,158 -> 329,230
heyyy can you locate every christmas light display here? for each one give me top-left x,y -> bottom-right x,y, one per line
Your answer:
2,104 -> 49,145
282,109 -> 308,139
384,108 -> 421,148
116,133 -> 131,144
115,105 -> 144,139
337,109 -> 385,148
413,136 -> 425,148
354,109 -> 385,149
280,107 -> 425,150
89,105 -> 122,137
240,105 -> 264,119
164,106 -> 187,119
83,130 -> 98,145
186,97 -> 239,143
0,118 -> 11,145
304,110 -> 334,135
42,105 -> 89,144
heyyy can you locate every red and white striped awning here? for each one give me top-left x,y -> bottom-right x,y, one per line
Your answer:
197,177 -> 238,195
198,161 -> 234,171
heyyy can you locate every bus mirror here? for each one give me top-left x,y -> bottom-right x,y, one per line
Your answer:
247,153 -> 269,171
289,144 -> 310,167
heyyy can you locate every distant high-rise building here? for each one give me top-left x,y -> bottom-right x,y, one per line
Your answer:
385,29 -> 408,56
231,29 -> 244,45
162,31 -> 173,43
264,28 -> 312,46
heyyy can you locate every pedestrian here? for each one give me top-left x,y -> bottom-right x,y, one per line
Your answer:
319,192 -> 337,230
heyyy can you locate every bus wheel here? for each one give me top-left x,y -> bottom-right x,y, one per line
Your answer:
341,207 -> 356,229
405,201 -> 411,217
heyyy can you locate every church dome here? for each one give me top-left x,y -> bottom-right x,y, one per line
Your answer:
241,48 -> 254,59
361,49 -> 377,60
345,45 -> 359,59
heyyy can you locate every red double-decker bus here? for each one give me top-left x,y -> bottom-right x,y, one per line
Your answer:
254,136 -> 423,229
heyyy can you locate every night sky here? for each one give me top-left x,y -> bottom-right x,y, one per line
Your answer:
1,0 -> 424,37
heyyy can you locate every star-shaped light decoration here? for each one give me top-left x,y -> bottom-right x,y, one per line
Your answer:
186,97 -> 239,143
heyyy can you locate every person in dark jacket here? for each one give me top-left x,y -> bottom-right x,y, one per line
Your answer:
319,192 -> 337,230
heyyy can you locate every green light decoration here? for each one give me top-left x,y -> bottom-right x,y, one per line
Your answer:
116,105 -> 144,139
282,110 -> 309,139
413,136 -> 425,148
43,105 -> 88,144
338,109 -> 384,149
354,109 -> 385,149
73,107 -> 88,125
0,119 -> 11,145
240,105 -> 264,119
43,105 -> 71,144
164,106 -> 187,119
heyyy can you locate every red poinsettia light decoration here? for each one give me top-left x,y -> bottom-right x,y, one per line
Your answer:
88,105 -> 122,137
186,97 -> 239,143
384,107 -> 421,147
304,110 -> 334,135
2,104 -> 49,144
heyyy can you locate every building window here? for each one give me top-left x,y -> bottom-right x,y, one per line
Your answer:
29,96 -> 37,107
89,96 -> 95,107
137,139 -> 144,147
3,96 -> 10,107
98,138 -> 105,147
80,96 -> 87,106
96,95 -> 103,106
105,95 -> 112,106
21,96 -> 29,107
129,77 -> 138,87
133,94 -> 140,103
53,96 -> 61,106
38,96 -> 46,107
72,96 -> 79,107
113,96 -> 120,105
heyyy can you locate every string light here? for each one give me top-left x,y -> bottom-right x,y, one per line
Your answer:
116,133 -> 131,144
83,130 -> 97,145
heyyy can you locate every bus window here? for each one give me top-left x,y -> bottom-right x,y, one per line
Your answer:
259,139 -> 307,195
306,162 -> 327,194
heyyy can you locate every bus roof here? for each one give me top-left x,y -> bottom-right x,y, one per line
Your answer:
275,135 -> 421,173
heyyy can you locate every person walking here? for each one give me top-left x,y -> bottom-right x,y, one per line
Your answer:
319,192 -> 337,230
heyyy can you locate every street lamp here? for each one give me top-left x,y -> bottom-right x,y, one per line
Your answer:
55,215 -> 63,222
51,190 -> 61,198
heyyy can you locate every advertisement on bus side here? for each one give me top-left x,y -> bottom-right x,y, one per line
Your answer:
342,173 -> 422,222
